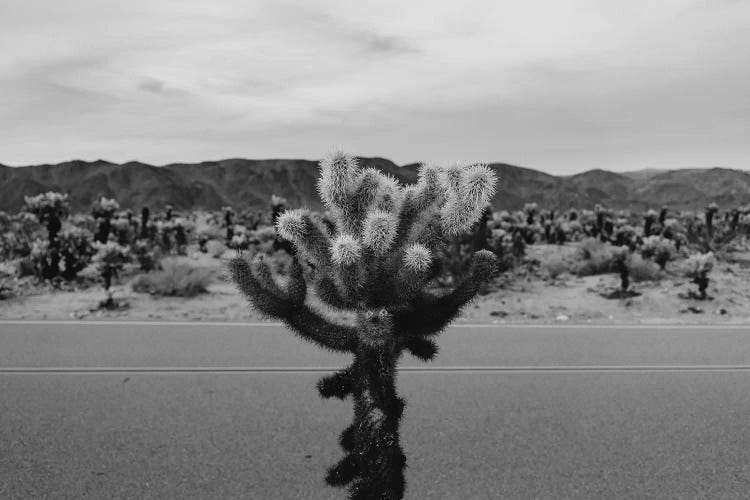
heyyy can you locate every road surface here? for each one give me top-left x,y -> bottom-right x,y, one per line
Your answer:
1,321 -> 750,499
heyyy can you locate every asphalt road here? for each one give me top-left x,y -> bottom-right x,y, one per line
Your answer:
1,321 -> 750,499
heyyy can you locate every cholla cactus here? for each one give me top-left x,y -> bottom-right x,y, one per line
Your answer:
58,227 -> 95,280
92,196 -> 120,218
229,150 -> 498,499
643,209 -> 658,237
640,235 -> 676,269
23,192 -> 69,220
23,192 -> 70,277
28,238 -> 57,280
611,245 -> 630,294
92,241 -> 130,308
705,202 -> 719,234
684,252 -> 715,299
523,202 -> 538,224
658,205 -> 668,225
613,224 -> 637,249
92,197 -> 120,244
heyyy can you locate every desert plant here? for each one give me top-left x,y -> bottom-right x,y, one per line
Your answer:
140,207 -> 151,239
132,239 -> 161,271
658,205 -> 668,226
523,202 -> 537,225
173,218 -> 189,255
92,196 -> 120,244
206,239 -> 227,258
640,235 -> 676,270
28,238 -> 58,281
131,259 -> 212,297
229,151 -> 498,499
23,192 -> 69,243
627,253 -> 661,282
684,252 -> 715,300
0,213 -> 43,260
112,215 -> 133,247
544,254 -> 571,279
705,202 -> 719,235
643,209 -> 657,237
611,245 -> 630,294
23,191 -> 70,277
223,206 -> 235,244
57,227 -> 95,280
573,238 -> 614,276
91,241 -> 130,308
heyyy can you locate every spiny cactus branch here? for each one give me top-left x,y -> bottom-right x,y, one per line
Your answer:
228,255 -> 357,353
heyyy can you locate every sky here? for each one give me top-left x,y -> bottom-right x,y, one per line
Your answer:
1,0 -> 749,175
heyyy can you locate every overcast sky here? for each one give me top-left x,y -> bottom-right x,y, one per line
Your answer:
1,0 -> 749,174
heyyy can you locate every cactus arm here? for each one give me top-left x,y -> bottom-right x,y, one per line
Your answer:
228,255 -> 357,353
400,337 -> 438,362
228,255 -> 290,316
317,365 -> 355,399
394,250 -> 497,337
315,275 -> 354,309
286,304 -> 358,353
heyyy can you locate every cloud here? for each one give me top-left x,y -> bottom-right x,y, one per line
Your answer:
138,78 -> 167,94
1,0 -> 749,173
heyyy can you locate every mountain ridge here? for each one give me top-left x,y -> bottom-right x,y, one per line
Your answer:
1,158 -> 748,213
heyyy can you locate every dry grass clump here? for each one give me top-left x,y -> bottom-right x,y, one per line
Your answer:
544,254 -> 572,279
131,259 -> 213,297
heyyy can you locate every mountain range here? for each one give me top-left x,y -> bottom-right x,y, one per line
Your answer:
1,158 -> 749,213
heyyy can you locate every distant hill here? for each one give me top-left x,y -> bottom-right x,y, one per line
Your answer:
619,168 -> 670,182
1,158 -> 749,213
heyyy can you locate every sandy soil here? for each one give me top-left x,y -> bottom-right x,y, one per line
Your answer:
1,245 -> 749,324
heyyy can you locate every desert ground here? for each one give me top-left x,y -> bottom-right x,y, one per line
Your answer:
2,242 -> 748,324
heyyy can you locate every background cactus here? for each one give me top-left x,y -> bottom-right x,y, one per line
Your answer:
685,252 -> 715,299
23,192 -> 70,278
229,150 -> 498,499
91,240 -> 130,308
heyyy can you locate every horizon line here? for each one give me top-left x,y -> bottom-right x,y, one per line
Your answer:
1,157 -> 746,177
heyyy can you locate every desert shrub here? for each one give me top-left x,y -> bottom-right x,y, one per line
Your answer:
195,216 -> 224,252
132,239 -> 161,271
544,254 -> 571,279
206,240 -> 227,258
1,213 -> 43,259
627,253 -> 662,282
488,228 -> 518,273
573,238 -> 614,276
131,259 -> 212,297
640,235 -> 676,269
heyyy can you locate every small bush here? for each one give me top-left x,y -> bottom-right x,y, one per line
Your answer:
627,253 -> 662,282
131,260 -> 213,297
544,255 -> 571,279
206,240 -> 227,258
573,238 -> 614,276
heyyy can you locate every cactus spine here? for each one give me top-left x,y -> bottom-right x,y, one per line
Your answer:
229,151 -> 498,499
